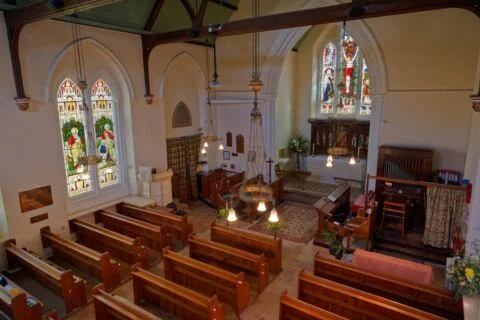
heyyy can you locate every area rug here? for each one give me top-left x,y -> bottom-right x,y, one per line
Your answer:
248,202 -> 318,243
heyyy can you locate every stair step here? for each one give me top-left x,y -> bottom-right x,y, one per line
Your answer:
375,241 -> 448,264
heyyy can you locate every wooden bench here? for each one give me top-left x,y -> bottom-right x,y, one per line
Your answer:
0,275 -> 43,320
313,253 -> 463,319
298,271 -> 445,320
210,221 -> 282,273
70,219 -> 150,268
95,209 -> 172,253
116,202 -> 192,246
163,248 -> 249,316
40,227 -> 121,290
5,241 -> 87,313
93,284 -> 160,320
132,264 -> 225,320
189,234 -> 269,293
279,291 -> 347,320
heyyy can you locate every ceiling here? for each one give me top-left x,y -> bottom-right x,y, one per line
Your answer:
0,0 -> 240,36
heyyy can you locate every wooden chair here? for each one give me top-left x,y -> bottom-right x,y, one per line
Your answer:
345,206 -> 376,250
381,201 -> 407,238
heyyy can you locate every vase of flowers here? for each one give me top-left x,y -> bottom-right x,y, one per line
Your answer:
287,133 -> 309,170
451,241 -> 480,320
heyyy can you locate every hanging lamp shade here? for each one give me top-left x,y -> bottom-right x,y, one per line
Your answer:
227,208 -> 237,222
219,143 -> 224,150
257,201 -> 267,212
349,155 -> 356,165
268,207 -> 279,223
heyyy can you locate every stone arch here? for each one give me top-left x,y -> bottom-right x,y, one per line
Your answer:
172,101 -> 193,128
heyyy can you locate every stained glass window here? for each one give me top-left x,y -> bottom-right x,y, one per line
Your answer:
337,33 -> 359,114
360,59 -> 372,115
57,78 -> 93,196
318,33 -> 370,117
91,79 -> 119,188
320,43 -> 336,114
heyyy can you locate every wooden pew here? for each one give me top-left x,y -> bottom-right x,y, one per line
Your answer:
279,291 -> 347,320
5,241 -> 86,313
163,248 -> 249,316
210,221 -> 282,273
313,253 -> 463,319
70,219 -> 150,268
298,271 -> 445,320
189,234 -> 269,293
116,202 -> 191,246
92,284 -> 160,320
0,275 -> 43,320
132,264 -> 225,320
40,227 -> 120,290
41,310 -> 59,320
95,209 -> 172,253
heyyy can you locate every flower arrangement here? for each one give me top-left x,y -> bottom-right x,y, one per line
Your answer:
287,133 -> 309,155
451,241 -> 480,299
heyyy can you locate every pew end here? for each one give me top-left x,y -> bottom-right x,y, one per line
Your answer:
42,310 -> 59,320
92,283 -> 106,295
40,226 -> 52,248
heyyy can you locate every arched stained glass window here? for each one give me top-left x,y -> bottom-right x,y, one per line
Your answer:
360,59 -> 372,115
91,79 -> 119,188
318,33 -> 371,117
57,78 -> 92,196
320,43 -> 337,114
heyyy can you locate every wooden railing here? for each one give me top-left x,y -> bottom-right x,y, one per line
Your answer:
41,227 -> 121,290
5,240 -> 87,313
71,219 -> 150,268
132,264 -> 225,320
210,221 -> 282,273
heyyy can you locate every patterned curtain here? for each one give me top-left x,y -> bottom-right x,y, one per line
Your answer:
166,134 -> 201,203
423,187 -> 467,248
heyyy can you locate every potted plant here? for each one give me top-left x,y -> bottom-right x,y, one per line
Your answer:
265,220 -> 285,240
324,230 -> 344,260
287,133 -> 309,170
451,241 -> 480,320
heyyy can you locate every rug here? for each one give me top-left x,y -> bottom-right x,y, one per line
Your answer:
248,202 -> 318,243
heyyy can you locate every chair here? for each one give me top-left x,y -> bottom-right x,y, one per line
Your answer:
381,201 -> 407,238
346,206 -> 375,250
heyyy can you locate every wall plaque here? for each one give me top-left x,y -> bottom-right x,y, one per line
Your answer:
30,213 -> 49,224
19,185 -> 53,213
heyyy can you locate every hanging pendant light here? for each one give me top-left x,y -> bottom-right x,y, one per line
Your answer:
238,0 -> 273,212
218,140 -> 224,150
227,207 -> 237,222
349,155 -> 356,165
268,207 -> 279,223
326,159 -> 333,167
208,26 -> 222,88
203,141 -> 209,148
203,47 -> 219,145
70,15 -> 101,166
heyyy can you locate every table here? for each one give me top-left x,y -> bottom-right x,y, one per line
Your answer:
352,249 -> 434,285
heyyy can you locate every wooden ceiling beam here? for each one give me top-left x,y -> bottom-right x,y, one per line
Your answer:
194,0 -> 209,27
4,0 -> 123,26
209,0 -> 237,11
144,0 -> 480,48
144,0 -> 166,31
179,0 -> 196,25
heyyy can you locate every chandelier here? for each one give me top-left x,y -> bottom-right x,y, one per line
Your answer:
238,0 -> 273,212
70,16 -> 102,166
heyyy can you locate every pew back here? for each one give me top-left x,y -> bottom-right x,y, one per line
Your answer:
93,285 -> 160,320
41,310 -> 59,320
71,219 -> 150,268
132,264 -> 225,320
279,291 -> 347,320
95,210 -> 172,253
313,253 -> 463,319
163,248 -> 249,315
5,241 -> 87,313
189,235 -> 269,293
116,203 -> 191,246
210,222 -> 282,273
41,227 -> 120,290
298,271 -> 445,320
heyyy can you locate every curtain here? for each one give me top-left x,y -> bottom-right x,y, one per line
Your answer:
423,187 -> 467,248
166,134 -> 201,203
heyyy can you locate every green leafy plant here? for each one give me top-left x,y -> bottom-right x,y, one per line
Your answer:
324,230 -> 344,259
218,207 -> 228,219
265,220 -> 285,233
287,133 -> 309,155
451,241 -> 480,299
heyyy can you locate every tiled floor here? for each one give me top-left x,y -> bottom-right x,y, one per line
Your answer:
65,201 -> 446,320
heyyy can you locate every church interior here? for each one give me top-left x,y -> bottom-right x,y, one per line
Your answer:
0,0 -> 480,319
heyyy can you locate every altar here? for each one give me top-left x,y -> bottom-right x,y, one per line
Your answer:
306,155 -> 366,184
